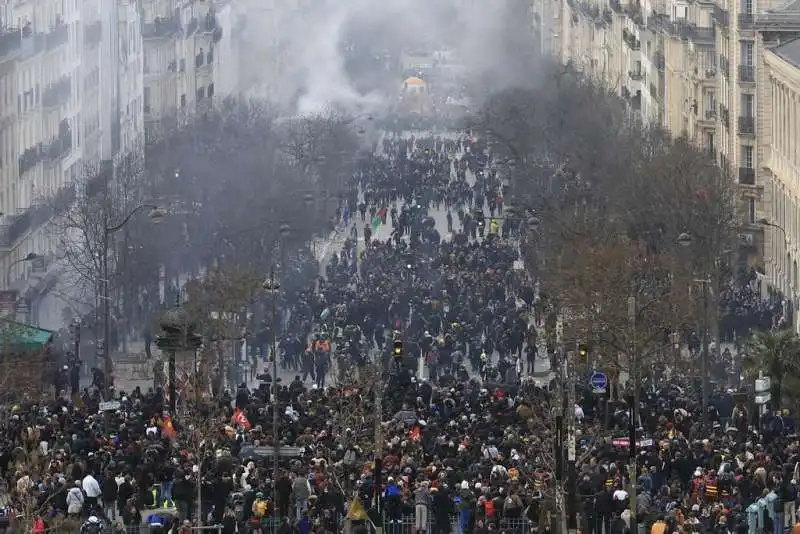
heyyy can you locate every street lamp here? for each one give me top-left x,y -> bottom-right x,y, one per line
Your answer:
102,204 -> 165,402
677,231 -> 711,415
5,252 -> 41,289
264,222 -> 291,482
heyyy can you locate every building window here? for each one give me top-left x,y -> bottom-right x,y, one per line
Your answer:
742,0 -> 753,14
181,94 -> 186,107
208,83 -> 214,98
741,93 -> 754,116
741,144 -> 754,167
143,87 -> 151,113
197,87 -> 205,100
741,41 -> 754,66
747,198 -> 755,223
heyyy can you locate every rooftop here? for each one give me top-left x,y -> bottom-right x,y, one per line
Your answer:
773,37 -> 800,68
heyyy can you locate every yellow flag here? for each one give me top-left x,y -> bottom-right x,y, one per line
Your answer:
347,497 -> 367,520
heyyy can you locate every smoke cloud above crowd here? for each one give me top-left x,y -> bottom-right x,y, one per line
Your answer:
237,0 -> 540,115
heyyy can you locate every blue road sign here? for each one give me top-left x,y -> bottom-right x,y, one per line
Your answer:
590,371 -> 608,393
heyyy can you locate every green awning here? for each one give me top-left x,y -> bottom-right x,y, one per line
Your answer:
0,320 -> 54,352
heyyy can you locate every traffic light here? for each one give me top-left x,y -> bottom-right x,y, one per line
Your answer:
578,343 -> 589,358
474,208 -> 485,227
393,340 -> 404,358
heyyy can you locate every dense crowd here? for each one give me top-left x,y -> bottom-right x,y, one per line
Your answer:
0,132 -> 796,534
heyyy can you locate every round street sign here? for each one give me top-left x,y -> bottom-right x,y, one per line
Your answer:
590,371 -> 608,394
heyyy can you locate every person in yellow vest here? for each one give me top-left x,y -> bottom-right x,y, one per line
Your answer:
489,219 -> 499,234
705,474 -> 719,501
250,492 -> 269,533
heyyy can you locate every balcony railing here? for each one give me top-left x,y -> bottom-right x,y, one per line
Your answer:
212,27 -> 222,43
631,93 -> 642,110
610,0 -> 623,12
705,68 -> 716,78
719,104 -> 730,128
84,21 -> 102,47
629,70 -> 644,81
203,13 -> 218,32
18,144 -> 42,176
683,24 -> 715,43
713,5 -> 729,27
738,115 -> 755,134
603,8 -> 614,23
42,76 -> 71,108
206,50 -> 214,64
738,167 -> 755,185
655,51 -> 665,70
43,129 -> 72,161
0,27 -> 22,57
622,29 -> 641,50
185,18 -> 198,37
738,64 -> 755,82
720,56 -> 730,78
738,12 -> 755,28
45,23 -> 68,51
142,16 -> 182,39
195,53 -> 203,68
705,109 -> 717,119
622,86 -> 631,99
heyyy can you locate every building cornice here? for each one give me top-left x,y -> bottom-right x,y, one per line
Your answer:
764,47 -> 800,91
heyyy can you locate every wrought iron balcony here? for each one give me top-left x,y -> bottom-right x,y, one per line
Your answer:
705,109 -> 717,119
631,93 -> 642,110
18,144 -> 42,176
738,167 -> 755,185
0,27 -> 22,57
45,23 -> 68,51
603,8 -> 614,23
629,70 -> 644,81
84,21 -> 102,47
705,68 -> 716,78
683,24 -> 715,43
713,5 -> 729,27
622,29 -> 641,50
43,129 -> 72,161
738,64 -> 755,82
738,13 -> 755,28
42,76 -> 71,108
654,51 -> 665,70
142,16 -> 182,39
185,18 -> 198,37
202,12 -> 218,32
738,115 -> 755,134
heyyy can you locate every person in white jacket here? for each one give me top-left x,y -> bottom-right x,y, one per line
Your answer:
67,481 -> 85,517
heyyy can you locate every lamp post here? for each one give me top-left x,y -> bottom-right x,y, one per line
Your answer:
263,222 -> 291,482
677,232 -> 711,415
101,204 -> 165,402
5,252 -> 41,289
757,218 -> 790,292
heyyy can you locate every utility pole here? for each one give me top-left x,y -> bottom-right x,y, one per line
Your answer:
699,278 -> 711,417
627,296 -> 638,534
554,313 -> 567,534
373,358 -> 384,534
566,344 -> 578,534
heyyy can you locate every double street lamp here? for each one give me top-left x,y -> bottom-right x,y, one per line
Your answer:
262,222 -> 292,482
101,204 -> 165,401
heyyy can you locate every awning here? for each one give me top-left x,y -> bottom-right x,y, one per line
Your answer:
0,319 -> 54,352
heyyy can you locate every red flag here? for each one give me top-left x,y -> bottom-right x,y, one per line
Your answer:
161,416 -> 177,440
408,425 -> 421,442
232,408 -> 252,430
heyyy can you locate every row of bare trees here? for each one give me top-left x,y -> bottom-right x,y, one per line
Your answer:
475,65 -> 739,392
44,100 -> 360,349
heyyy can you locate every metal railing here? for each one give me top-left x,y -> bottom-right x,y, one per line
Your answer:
142,16 -> 182,39
0,27 -> 22,57
738,64 -> 755,82
739,12 -> 755,28
738,115 -> 755,134
371,515 -> 535,534
738,167 -> 756,185
45,23 -> 68,51
713,4 -> 729,27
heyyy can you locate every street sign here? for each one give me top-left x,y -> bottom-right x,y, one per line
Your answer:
99,400 -> 121,412
590,371 -> 608,394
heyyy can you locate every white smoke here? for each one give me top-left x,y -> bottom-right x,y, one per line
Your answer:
237,0 -> 535,115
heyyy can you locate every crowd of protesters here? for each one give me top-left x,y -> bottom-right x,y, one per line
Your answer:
0,131 -> 797,534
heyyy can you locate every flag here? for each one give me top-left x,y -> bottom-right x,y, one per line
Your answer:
161,416 -> 177,439
371,215 -> 382,233
377,206 -> 388,224
408,425 -> 421,442
232,408 -> 252,430
347,497 -> 367,520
